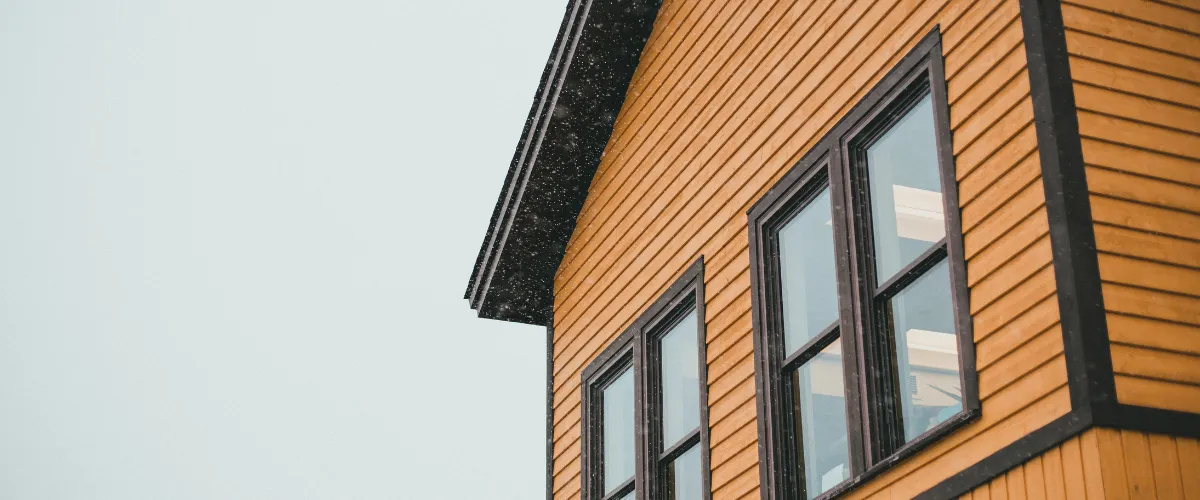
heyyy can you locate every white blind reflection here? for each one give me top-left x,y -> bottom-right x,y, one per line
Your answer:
892,184 -> 945,243
889,262 -> 961,441
794,339 -> 850,498
867,94 -> 945,284
904,328 -> 961,406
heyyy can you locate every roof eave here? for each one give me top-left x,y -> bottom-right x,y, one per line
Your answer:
463,0 -> 662,326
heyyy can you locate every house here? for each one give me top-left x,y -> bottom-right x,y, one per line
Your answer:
464,0 -> 1200,498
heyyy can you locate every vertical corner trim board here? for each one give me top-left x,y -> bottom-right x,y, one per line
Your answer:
1064,0 -> 1200,417
1018,0 -> 1116,417
921,0 -> 1200,496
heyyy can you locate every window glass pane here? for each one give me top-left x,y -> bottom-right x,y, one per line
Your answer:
660,308 -> 701,449
866,94 -> 945,284
792,338 -> 851,499
887,261 -> 961,442
778,188 -> 839,354
663,445 -> 702,500
614,492 -> 634,500
603,368 -> 635,494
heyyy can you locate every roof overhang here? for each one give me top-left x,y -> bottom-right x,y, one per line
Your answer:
464,0 -> 662,325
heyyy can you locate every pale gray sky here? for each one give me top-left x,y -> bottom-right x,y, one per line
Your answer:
0,1 -> 561,498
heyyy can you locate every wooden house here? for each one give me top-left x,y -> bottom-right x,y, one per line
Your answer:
464,0 -> 1200,498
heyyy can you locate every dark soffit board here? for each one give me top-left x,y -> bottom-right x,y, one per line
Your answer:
463,0 -> 663,325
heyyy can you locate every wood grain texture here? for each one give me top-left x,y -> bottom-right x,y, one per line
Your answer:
548,0 -> 1073,497
960,442 -> 1116,500
1065,430 -> 1200,500
1065,0 -> 1200,415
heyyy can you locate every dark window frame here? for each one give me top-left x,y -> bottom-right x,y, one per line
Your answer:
582,328 -> 639,500
582,258 -> 712,500
748,29 -> 980,500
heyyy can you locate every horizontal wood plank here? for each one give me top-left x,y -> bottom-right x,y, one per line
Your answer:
1107,313 -> 1200,356
1114,375 -> 1200,413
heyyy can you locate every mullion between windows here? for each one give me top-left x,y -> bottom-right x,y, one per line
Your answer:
844,82 -> 945,462
644,304 -> 683,500
780,165 -> 866,498
834,133 -> 907,467
642,323 -> 662,500
827,146 -> 869,480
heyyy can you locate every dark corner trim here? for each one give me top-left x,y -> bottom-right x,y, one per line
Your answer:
1103,405 -> 1200,439
463,0 -> 664,325
546,323 -> 555,500
909,1 -> 1200,496
1019,0 -> 1200,439
1018,0 -> 1116,415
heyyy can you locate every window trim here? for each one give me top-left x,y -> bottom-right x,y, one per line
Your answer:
748,29 -> 980,500
751,161 -> 867,500
582,257 -> 711,500
582,328 -> 639,500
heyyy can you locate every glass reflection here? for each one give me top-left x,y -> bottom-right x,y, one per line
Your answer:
778,188 -> 839,354
866,94 -> 945,284
660,309 -> 701,449
792,339 -> 851,499
664,445 -> 702,500
603,368 -> 635,494
887,261 -> 961,442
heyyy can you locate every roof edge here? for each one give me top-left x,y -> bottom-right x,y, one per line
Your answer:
464,0 -> 662,325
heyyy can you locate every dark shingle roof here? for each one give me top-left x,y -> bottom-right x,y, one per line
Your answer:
464,0 -> 663,325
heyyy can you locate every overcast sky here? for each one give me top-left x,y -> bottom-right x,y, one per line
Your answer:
0,1 -> 561,498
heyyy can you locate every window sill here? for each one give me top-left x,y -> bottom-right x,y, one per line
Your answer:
815,408 -> 981,500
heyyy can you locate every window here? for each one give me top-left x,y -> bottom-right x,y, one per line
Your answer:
582,259 -> 710,500
748,33 -> 978,500
604,365 -> 637,499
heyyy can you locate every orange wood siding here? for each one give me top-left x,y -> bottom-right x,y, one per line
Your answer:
1089,429 -> 1200,500
1062,0 -> 1200,415
548,0 -> 1072,498
958,433 -> 1098,500
958,429 -> 1200,500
